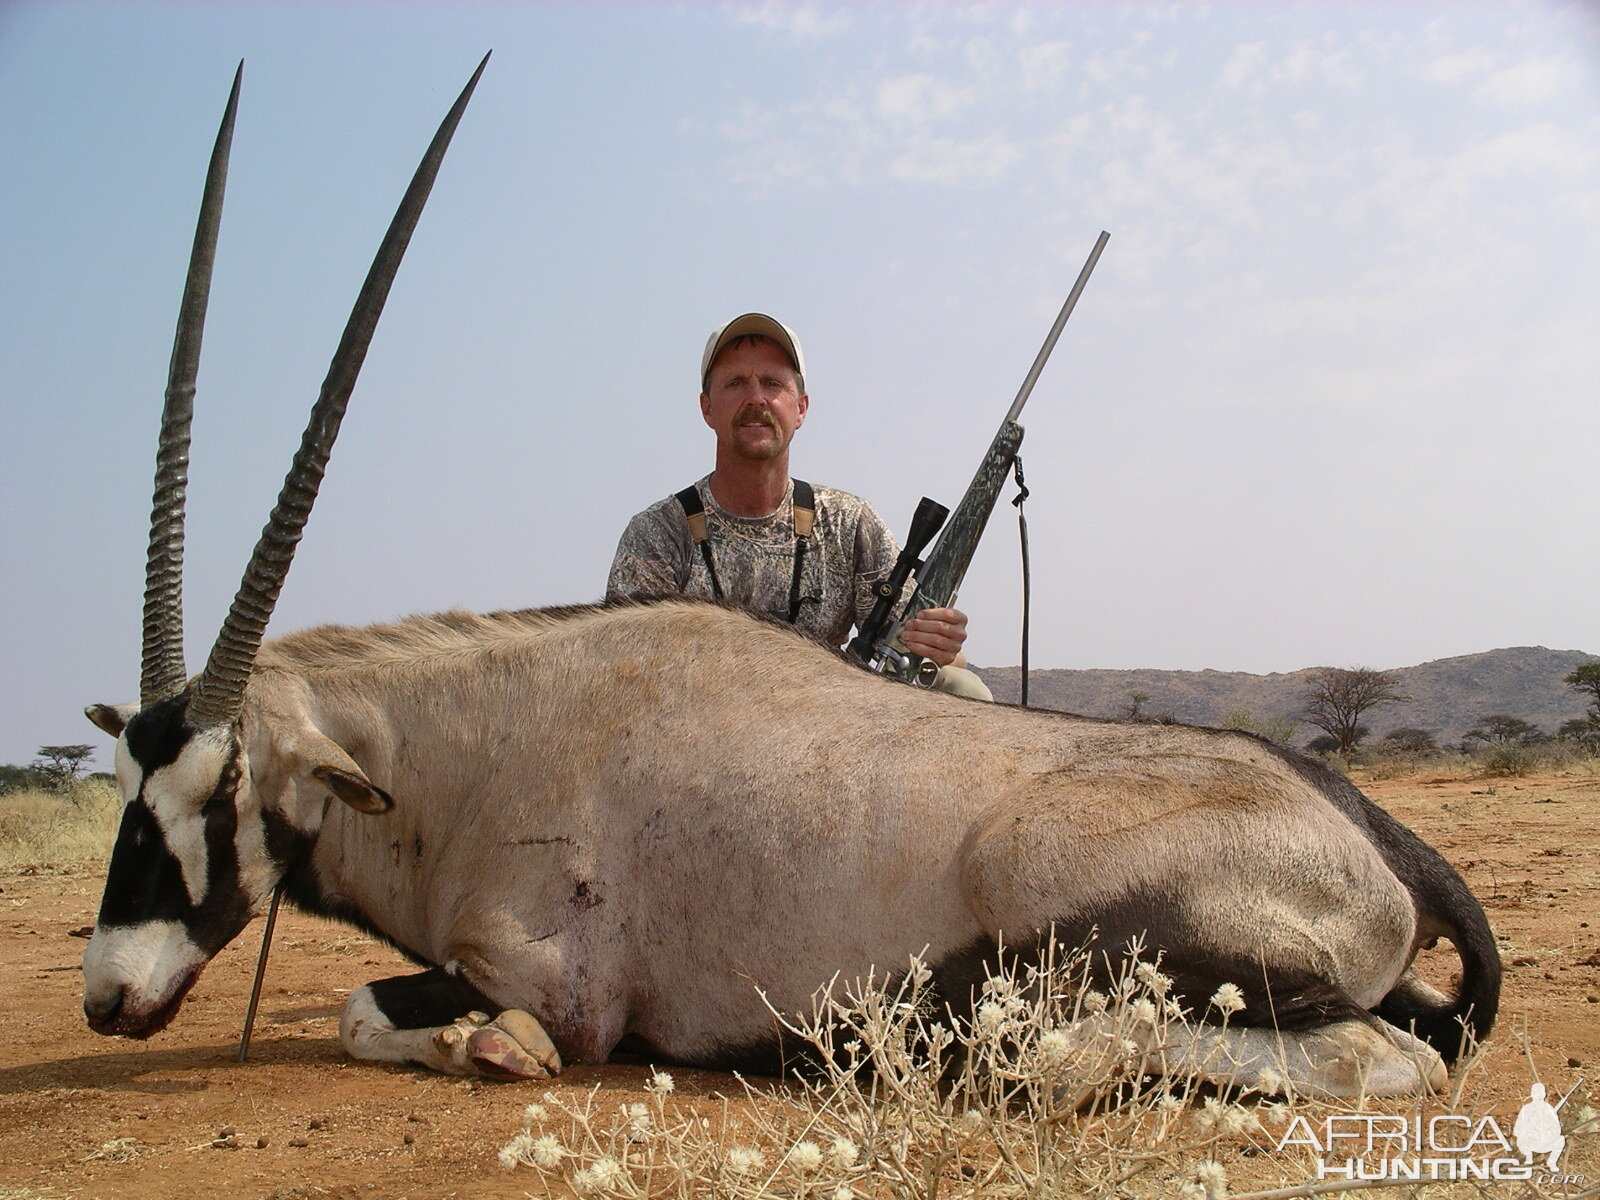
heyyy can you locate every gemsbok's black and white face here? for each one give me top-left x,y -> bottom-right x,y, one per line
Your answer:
79,57 -> 484,1041
81,699 -> 264,1037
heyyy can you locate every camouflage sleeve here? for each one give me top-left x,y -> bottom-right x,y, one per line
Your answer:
606,502 -> 692,602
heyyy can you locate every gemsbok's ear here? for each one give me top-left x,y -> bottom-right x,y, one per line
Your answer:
85,703 -> 138,737
287,726 -> 393,814
309,764 -> 394,815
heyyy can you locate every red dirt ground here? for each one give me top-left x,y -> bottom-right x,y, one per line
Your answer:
1,767 -> 1595,1199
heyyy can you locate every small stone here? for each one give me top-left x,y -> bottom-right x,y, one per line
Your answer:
308,1118 -> 326,1131
219,1126 -> 236,1137
402,1132 -> 415,1145
288,1137 -> 309,1148
1568,1057 -> 1583,1068
255,1137 -> 269,1149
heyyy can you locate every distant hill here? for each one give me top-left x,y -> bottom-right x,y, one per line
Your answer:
973,647 -> 1598,747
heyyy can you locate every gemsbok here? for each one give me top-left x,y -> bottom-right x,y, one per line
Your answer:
82,62 -> 1500,1098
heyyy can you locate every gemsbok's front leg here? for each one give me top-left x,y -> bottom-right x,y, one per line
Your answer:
339,967 -> 562,1079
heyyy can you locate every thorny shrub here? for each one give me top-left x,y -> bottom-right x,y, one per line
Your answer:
497,940 -> 1302,1199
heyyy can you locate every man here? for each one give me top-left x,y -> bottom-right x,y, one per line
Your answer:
606,313 -> 992,700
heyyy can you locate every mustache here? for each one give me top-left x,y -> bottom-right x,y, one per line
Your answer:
733,406 -> 780,431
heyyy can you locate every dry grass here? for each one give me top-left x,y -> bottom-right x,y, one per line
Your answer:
1354,747 -> 1599,783
494,941 -> 1593,1200
0,778 -> 120,868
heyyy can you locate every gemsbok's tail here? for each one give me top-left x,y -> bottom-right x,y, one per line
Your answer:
1354,791 -> 1502,1061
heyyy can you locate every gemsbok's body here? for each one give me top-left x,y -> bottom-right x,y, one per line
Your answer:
82,64 -> 1499,1099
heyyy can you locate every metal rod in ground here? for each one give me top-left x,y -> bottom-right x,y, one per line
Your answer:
237,885 -> 283,1062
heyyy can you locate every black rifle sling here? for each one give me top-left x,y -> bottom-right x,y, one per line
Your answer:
676,480 -> 814,622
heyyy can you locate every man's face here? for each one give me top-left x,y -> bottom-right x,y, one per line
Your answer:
700,338 -> 808,463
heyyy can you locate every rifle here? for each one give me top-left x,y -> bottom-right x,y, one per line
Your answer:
848,231 -> 1109,685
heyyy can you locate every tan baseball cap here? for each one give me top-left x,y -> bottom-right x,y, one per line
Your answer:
700,313 -> 806,389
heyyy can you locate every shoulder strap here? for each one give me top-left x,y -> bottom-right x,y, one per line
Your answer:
674,484 -> 722,600
787,480 -> 814,624
674,480 -> 814,621
792,479 -> 814,538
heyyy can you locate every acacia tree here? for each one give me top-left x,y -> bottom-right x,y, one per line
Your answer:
1562,664 -> 1600,749
1462,715 -> 1545,746
1565,663 -> 1600,718
1298,667 -> 1410,755
1380,727 -> 1439,754
32,744 -> 96,788
1559,717 -> 1600,750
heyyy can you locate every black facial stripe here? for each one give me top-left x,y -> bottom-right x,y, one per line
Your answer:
95,799 -> 191,928
95,742 -> 252,954
123,692 -> 196,774
191,753 -> 250,955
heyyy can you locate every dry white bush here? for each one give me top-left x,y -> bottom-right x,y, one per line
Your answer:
497,939 -> 1295,1198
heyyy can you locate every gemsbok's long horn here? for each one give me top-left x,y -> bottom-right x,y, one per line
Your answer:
141,62 -> 243,707
185,52 -> 490,731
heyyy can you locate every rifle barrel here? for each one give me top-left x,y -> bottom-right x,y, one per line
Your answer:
1004,230 -> 1109,426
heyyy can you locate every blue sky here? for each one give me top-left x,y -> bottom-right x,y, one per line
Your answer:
2,1 -> 1596,767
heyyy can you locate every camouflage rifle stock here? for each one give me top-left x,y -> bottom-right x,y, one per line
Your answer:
856,230 -> 1109,686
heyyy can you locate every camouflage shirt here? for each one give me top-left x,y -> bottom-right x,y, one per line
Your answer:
606,475 -> 900,647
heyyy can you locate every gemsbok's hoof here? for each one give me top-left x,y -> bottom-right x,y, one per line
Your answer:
467,1009 -> 562,1080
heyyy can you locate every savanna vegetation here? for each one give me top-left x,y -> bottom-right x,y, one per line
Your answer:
0,744 -> 120,869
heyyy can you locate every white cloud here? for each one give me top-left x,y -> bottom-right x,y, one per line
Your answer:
874,74 -> 971,126
1082,27 -> 1154,88
1279,40 -> 1362,88
727,1 -> 852,41
1452,122 -> 1594,179
1018,40 -> 1073,92
1220,37 -> 1361,93
1423,48 -> 1494,86
888,131 -> 1023,184
1221,41 -> 1270,91
1475,52 -> 1580,107
964,34 -> 1003,78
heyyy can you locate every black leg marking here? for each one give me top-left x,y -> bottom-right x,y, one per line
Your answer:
366,968 -> 499,1031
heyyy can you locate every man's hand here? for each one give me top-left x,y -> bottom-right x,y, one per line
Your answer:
900,606 -> 969,667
